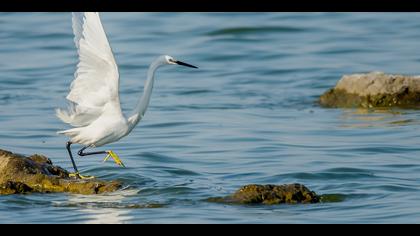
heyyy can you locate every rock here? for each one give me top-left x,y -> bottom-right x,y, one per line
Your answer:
207,184 -> 320,204
319,71 -> 420,108
0,181 -> 33,195
0,149 -> 121,195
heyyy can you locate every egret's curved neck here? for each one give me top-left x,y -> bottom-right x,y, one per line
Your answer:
127,57 -> 166,131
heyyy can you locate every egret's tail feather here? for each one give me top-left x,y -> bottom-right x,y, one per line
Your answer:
57,127 -> 81,136
56,108 -> 73,125
55,103 -> 102,127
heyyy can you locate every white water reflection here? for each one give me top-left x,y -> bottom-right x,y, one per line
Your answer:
63,189 -> 139,224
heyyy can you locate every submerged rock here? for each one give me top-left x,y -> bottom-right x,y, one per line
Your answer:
207,184 -> 320,204
319,72 -> 420,108
0,149 -> 121,195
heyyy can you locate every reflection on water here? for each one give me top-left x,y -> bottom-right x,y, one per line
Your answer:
77,207 -> 132,224
339,108 -> 419,128
57,189 -> 139,224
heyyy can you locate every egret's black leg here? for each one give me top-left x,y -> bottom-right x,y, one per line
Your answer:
66,142 -> 95,179
78,146 -> 107,157
78,146 -> 125,167
66,141 -> 79,173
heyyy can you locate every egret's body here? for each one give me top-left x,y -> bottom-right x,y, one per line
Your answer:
56,12 -> 197,178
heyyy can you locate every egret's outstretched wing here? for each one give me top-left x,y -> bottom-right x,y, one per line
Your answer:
57,12 -> 122,127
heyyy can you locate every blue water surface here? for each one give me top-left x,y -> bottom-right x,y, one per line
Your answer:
1,12 -> 420,223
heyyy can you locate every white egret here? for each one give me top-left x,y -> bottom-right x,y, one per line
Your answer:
56,12 -> 198,179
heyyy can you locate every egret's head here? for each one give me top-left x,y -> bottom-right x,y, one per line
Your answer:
164,55 -> 198,69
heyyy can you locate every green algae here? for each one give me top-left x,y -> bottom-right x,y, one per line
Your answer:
320,87 -> 420,109
207,184 -> 320,205
0,149 -> 121,195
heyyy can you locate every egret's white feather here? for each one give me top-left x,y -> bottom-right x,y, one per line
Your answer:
56,103 -> 102,127
56,12 -> 196,148
56,12 -> 122,128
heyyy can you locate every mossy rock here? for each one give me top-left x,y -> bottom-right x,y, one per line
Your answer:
319,72 -> 420,108
0,149 -> 121,195
207,183 -> 320,204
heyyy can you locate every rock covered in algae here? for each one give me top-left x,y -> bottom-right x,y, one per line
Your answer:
207,184 -> 320,204
319,71 -> 420,108
0,149 -> 121,195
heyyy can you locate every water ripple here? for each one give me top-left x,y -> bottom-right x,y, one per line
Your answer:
206,26 -> 308,36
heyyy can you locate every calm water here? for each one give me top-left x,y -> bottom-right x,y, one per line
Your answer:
1,12 -> 420,223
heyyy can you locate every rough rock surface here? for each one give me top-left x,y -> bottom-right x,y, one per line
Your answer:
207,184 -> 320,204
0,149 -> 121,195
319,72 -> 420,108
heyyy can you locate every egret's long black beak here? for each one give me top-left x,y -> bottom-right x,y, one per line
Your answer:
175,60 -> 198,69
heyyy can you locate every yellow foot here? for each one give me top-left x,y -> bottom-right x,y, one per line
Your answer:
103,150 -> 126,167
69,172 -> 95,180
